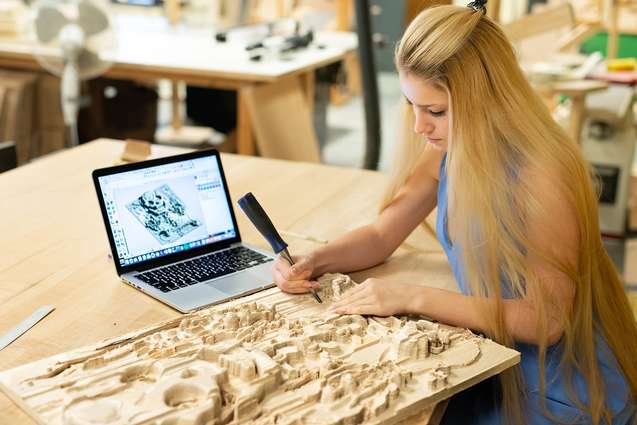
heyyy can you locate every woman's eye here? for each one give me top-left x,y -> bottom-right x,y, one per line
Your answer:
429,110 -> 446,117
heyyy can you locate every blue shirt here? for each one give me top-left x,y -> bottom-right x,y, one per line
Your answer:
436,155 -> 635,424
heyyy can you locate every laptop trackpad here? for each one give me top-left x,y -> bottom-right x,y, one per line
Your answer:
208,273 -> 264,296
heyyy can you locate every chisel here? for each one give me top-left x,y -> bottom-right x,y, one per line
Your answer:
238,192 -> 322,303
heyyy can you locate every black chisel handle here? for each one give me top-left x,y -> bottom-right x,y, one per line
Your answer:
237,192 -> 288,254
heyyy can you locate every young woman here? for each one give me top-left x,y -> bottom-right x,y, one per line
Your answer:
271,2 -> 637,424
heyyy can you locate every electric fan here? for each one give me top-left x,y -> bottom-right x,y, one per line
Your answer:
29,0 -> 116,146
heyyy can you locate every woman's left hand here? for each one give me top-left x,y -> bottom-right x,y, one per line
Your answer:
327,278 -> 419,317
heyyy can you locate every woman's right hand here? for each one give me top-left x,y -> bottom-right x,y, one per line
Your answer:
272,253 -> 320,294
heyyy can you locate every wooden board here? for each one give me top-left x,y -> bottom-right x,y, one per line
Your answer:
243,76 -> 321,163
0,273 -> 519,425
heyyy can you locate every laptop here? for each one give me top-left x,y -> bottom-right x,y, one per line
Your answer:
92,148 -> 276,313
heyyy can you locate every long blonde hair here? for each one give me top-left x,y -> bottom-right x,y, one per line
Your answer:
388,5 -> 637,424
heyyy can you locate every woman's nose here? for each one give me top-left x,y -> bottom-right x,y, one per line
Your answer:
414,112 -> 434,135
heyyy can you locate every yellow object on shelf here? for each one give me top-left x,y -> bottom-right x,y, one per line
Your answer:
607,58 -> 637,72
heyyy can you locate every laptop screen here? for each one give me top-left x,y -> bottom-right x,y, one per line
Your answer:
96,155 -> 237,268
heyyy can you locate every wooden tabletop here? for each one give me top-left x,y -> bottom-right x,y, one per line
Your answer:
0,13 -> 357,85
0,139 -> 455,424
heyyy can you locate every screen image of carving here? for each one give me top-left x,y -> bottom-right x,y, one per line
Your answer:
126,184 -> 201,244
98,156 -> 237,267
114,176 -> 208,258
0,274 -> 520,425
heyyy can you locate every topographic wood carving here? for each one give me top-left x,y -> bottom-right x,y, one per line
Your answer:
0,274 -> 519,425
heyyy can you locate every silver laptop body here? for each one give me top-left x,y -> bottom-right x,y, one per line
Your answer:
92,149 -> 275,313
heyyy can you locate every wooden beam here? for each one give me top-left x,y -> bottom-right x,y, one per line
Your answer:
237,86 -> 255,156
336,0 -> 354,31
302,70 -> 315,117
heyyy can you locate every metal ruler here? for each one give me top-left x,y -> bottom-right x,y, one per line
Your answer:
0,305 -> 55,352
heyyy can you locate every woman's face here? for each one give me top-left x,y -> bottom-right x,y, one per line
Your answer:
399,72 -> 450,151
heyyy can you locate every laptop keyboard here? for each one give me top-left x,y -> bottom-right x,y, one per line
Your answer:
134,247 -> 273,293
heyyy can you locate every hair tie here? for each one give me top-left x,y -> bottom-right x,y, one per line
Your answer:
467,0 -> 487,14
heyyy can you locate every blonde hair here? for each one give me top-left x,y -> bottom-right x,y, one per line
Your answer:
388,5 -> 637,424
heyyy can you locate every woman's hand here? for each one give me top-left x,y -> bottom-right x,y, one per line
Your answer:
327,278 -> 419,317
271,253 -> 321,294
